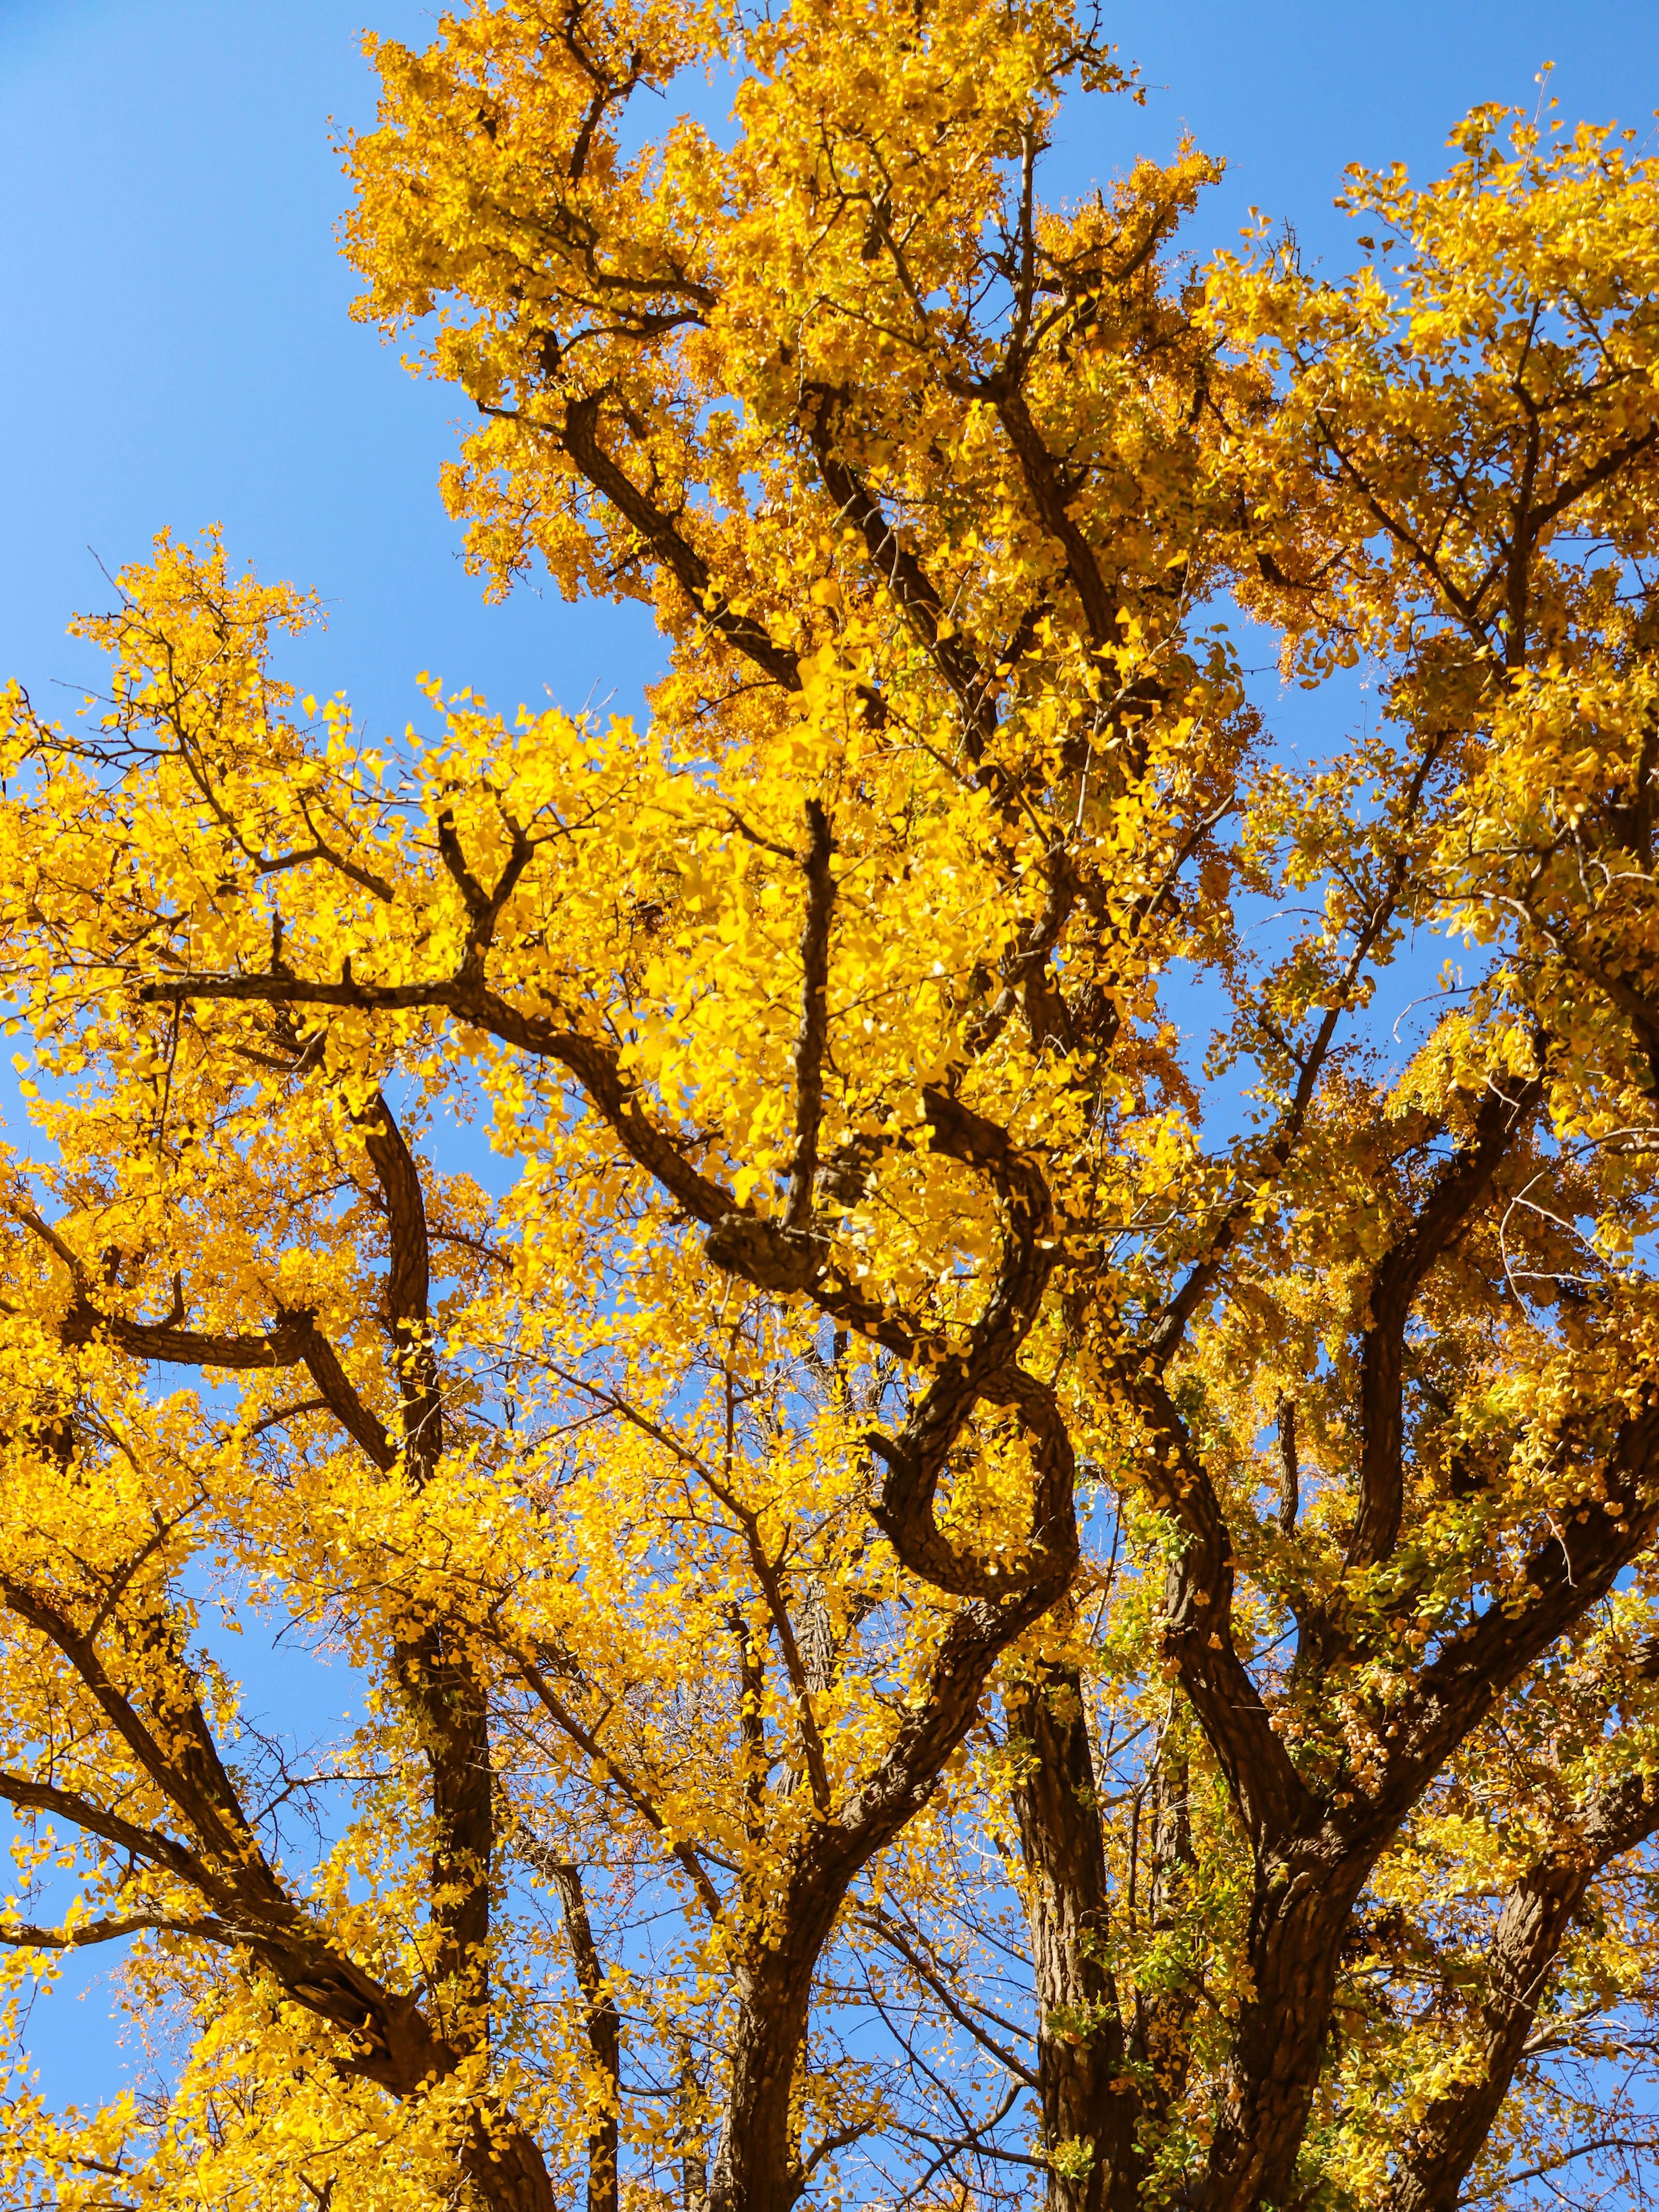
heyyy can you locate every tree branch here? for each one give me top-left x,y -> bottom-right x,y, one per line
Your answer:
545,1856 -> 621,2212
783,798 -> 835,1236
1388,1770 -> 1659,2212
1348,1075 -> 1541,1570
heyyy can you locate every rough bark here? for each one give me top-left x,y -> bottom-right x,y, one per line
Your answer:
1197,1389 -> 1659,2212
460,2118 -> 561,2212
356,1086 -> 495,2043
1201,1837 -> 1375,2212
707,1949 -> 820,2212
706,1573 -> 1077,2212
1007,1662 -> 1138,2212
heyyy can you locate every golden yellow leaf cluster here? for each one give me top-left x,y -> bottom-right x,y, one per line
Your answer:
1,11 -> 1658,2212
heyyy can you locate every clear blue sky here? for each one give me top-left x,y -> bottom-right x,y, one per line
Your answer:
1,0 -> 1656,2127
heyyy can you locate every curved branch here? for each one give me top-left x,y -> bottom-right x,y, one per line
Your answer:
355,1089 -> 443,1481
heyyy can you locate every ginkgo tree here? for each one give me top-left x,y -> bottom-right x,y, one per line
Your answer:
2,3 -> 1659,2210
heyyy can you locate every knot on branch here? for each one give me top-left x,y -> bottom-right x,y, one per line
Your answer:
704,1213 -> 824,1295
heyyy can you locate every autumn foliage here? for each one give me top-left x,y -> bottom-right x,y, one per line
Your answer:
2,6 -> 1659,2211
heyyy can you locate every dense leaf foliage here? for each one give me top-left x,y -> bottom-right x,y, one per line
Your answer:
2,8 -> 1659,2211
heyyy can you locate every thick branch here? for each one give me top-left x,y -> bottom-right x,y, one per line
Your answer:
140,975 -> 1066,1606
1373,1396 -> 1659,1834
800,386 -> 995,739
981,386 -> 1114,648
46,1239 -> 397,1474
1119,1370 -> 1311,1848
354,1087 -> 443,1476
1006,1658 -> 1137,2211
1348,1076 -> 1541,1570
864,1086 -> 1072,1600
0,1909 -> 232,1949
2,1583 -> 277,1885
1275,1397 -> 1300,1533
1389,1769 -> 1659,2212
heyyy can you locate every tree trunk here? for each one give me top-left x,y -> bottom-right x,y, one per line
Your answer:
461,2114 -> 560,2212
1008,1664 -> 1140,2212
423,1649 -> 494,2014
704,1952 -> 816,2212
1388,1863 -> 1584,2212
1202,1840 -> 1372,2212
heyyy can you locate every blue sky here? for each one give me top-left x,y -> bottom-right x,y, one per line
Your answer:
2,0 -> 1658,2136
4,0 -> 1657,752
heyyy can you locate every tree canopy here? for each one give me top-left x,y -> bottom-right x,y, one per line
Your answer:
3,6 -> 1659,2212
